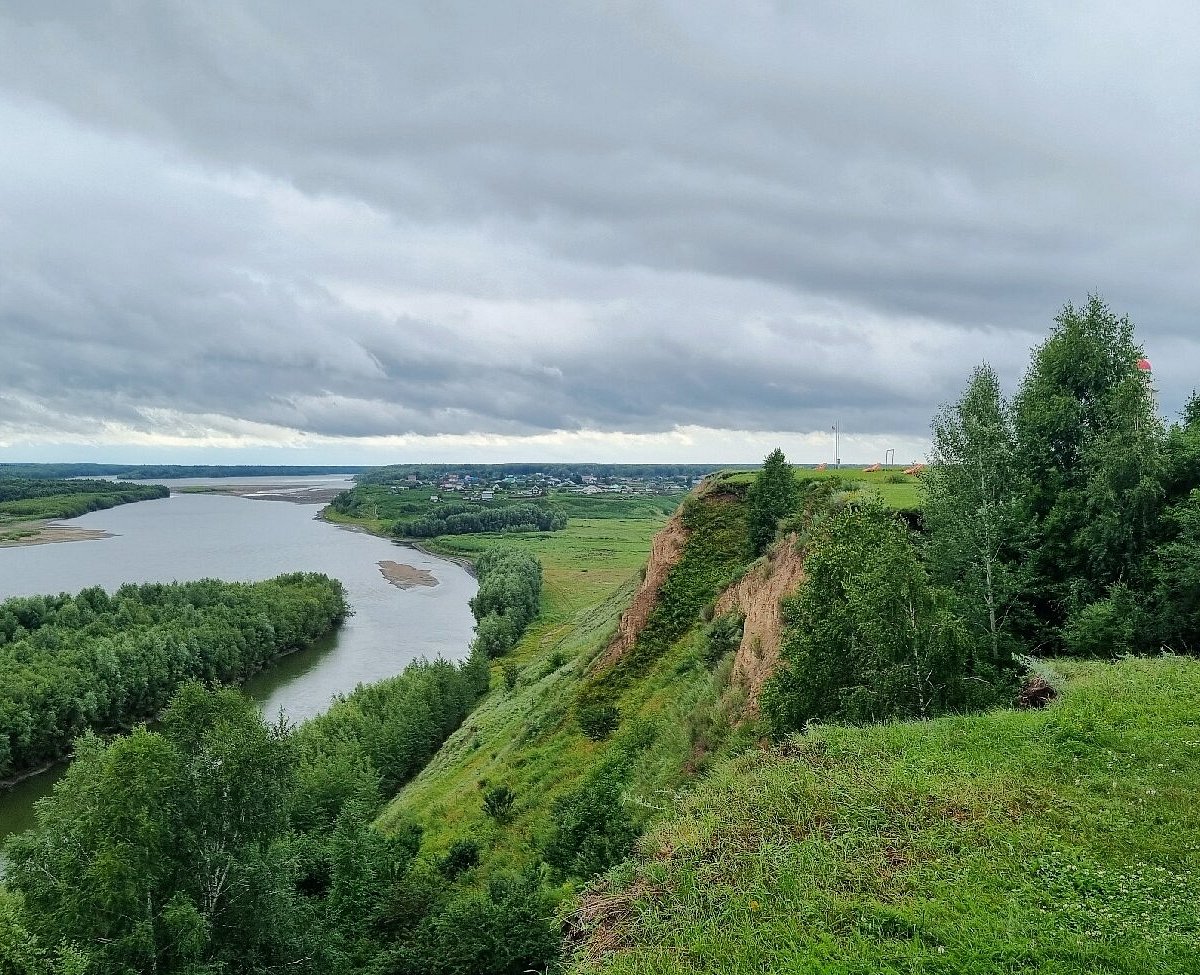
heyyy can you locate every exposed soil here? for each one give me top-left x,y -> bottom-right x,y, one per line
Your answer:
377,560 -> 439,589
1017,674 -> 1057,709
0,521 -> 114,547
594,508 -> 689,670
714,532 -> 807,717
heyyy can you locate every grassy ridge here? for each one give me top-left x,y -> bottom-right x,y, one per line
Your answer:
377,489 -> 749,883
720,467 -> 924,512
569,656 -> 1200,974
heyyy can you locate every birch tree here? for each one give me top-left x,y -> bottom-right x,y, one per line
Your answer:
924,364 -> 1030,664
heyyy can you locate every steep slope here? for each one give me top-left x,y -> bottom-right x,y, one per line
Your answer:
380,481 -> 759,882
595,507 -> 689,670
567,656 -> 1200,975
714,532 -> 806,716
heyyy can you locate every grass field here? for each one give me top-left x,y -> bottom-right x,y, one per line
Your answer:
720,466 -> 925,512
568,656 -> 1200,974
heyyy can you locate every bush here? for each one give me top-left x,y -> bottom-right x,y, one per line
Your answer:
543,769 -> 638,880
503,662 -> 520,691
1062,583 -> 1144,657
439,838 -> 482,879
400,866 -> 560,975
482,784 -> 516,822
576,703 -> 620,740
764,500 -> 1014,734
703,611 -> 744,665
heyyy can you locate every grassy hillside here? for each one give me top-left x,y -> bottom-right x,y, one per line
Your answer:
378,482 -> 757,883
567,656 -> 1200,974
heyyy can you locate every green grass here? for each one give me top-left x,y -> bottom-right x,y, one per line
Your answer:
567,656 -> 1200,974
719,467 -> 925,512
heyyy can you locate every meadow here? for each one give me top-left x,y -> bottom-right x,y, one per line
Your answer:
570,656 -> 1200,974
718,466 -> 924,512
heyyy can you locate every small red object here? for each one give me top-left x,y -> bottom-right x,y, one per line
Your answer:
1137,358 -> 1153,372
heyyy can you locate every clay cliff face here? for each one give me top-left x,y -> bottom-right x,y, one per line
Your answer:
594,508 -> 689,671
714,533 -> 806,716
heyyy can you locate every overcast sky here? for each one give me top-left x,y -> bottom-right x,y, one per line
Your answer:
0,2 -> 1196,465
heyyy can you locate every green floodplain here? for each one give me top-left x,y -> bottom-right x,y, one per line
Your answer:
3,298 -> 1200,973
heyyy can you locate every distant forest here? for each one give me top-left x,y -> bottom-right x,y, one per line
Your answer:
0,464 -> 369,480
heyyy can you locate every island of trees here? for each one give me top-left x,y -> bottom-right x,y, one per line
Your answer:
0,573 -> 347,783
0,479 -> 170,542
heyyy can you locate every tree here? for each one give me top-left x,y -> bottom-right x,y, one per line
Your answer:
763,500 -> 1012,734
747,448 -> 799,554
4,685 -> 319,974
1012,296 -> 1164,646
924,364 -> 1030,666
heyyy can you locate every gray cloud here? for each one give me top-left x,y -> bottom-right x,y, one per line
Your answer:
0,2 -> 1197,459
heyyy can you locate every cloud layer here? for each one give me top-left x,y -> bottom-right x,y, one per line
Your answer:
1,2 -> 1196,462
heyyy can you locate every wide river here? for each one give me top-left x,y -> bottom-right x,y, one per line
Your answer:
0,477 -> 476,851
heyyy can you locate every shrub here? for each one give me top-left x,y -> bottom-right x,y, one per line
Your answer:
703,611 -> 744,666
541,650 -> 567,677
1062,583 -> 1144,657
576,703 -> 620,740
764,500 -> 1013,734
503,662 -> 520,691
439,838 -> 482,879
543,769 -> 638,880
482,784 -> 516,822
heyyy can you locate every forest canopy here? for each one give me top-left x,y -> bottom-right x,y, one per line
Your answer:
0,573 -> 347,781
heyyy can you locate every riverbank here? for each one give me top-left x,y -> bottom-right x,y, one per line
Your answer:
180,482 -> 348,504
1,487 -> 478,857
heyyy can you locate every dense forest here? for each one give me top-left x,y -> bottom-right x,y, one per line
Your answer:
0,465 -> 366,480
0,574 -> 347,781
0,478 -> 169,523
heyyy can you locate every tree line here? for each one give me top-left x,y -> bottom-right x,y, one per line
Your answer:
394,502 -> 567,539
0,478 -> 169,522
1,545 -> 551,973
358,462 -> 716,486
467,547 -> 543,658
762,297 -> 1200,733
0,574 -> 347,781
0,465 -> 366,480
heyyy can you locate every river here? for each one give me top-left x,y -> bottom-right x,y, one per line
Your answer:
0,477 -> 477,851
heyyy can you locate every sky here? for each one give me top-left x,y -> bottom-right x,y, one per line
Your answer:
0,2 -> 1196,466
